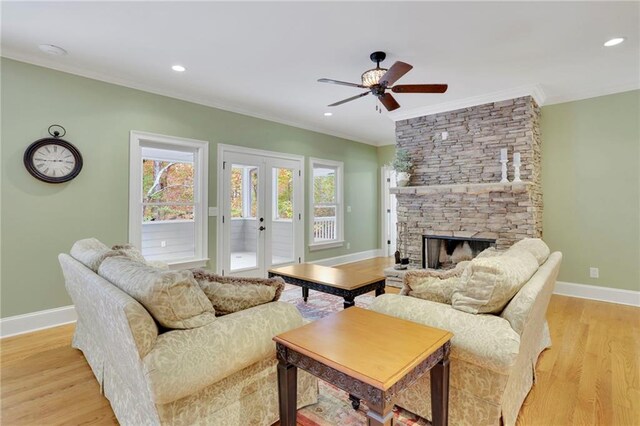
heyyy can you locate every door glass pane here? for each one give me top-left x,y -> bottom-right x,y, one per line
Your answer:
272,168 -> 294,265
230,164 -> 259,271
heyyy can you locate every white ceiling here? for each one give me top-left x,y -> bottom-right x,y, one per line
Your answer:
2,1 -> 638,146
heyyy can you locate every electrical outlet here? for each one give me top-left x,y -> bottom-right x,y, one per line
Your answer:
346,242 -> 350,250
347,206 -> 352,213
589,267 -> 599,279
161,241 -> 167,248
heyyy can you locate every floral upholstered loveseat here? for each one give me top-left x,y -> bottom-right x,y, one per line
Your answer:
369,238 -> 562,426
59,239 -> 317,425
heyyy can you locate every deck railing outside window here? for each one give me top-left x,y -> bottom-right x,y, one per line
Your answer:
313,216 -> 336,241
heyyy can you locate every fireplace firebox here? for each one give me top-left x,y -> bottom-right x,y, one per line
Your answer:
422,234 -> 496,269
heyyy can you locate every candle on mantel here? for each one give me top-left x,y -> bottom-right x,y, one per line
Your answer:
500,148 -> 508,161
513,152 -> 521,166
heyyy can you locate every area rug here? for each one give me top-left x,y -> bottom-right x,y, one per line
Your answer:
280,284 -> 375,321
297,381 -> 429,426
280,285 -> 430,425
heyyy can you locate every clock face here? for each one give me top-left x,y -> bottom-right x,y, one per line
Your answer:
24,138 -> 83,183
32,144 -> 77,178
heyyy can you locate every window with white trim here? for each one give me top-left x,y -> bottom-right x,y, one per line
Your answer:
129,131 -> 208,268
309,158 -> 344,250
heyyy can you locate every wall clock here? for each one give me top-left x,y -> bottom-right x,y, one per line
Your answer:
23,125 -> 83,183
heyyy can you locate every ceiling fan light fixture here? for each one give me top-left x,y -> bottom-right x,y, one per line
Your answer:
361,67 -> 387,87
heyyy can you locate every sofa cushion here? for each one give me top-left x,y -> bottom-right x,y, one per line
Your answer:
70,238 -> 124,272
369,294 -> 520,373
98,256 -> 216,329
402,262 -> 468,304
452,248 -> 538,314
510,238 -> 550,265
142,301 -> 304,404
191,270 -> 284,316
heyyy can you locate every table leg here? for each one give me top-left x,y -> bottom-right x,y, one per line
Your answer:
302,287 -> 309,302
349,394 -> 361,410
343,296 -> 355,309
277,358 -> 298,426
430,351 -> 450,426
366,406 -> 394,426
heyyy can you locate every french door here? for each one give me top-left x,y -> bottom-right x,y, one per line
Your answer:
219,147 -> 303,277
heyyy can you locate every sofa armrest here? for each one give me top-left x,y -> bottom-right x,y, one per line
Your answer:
142,301 -> 304,404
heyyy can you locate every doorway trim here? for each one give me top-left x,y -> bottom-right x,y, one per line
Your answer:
216,143 -> 305,275
380,165 -> 398,257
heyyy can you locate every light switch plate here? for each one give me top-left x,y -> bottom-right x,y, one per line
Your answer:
589,267 -> 599,279
208,207 -> 218,216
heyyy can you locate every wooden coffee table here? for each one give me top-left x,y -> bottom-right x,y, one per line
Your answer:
268,263 -> 385,309
273,307 -> 453,426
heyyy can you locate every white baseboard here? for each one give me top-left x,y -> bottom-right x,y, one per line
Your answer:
311,249 -> 384,267
0,305 -> 77,339
554,281 -> 640,307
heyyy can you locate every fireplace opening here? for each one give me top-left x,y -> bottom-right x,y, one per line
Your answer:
422,234 -> 496,269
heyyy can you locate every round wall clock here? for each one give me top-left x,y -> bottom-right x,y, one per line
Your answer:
23,125 -> 83,183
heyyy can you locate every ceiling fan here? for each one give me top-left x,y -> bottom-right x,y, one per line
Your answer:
318,51 -> 448,112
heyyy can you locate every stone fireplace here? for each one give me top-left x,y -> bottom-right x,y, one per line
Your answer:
391,96 -> 543,267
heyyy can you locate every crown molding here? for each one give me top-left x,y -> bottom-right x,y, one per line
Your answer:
388,84 -> 547,122
543,81 -> 640,106
1,51 -> 382,147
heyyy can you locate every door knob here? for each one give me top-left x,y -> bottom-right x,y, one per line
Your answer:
259,226 -> 266,231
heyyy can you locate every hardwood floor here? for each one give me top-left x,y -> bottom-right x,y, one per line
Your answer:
2,257 -> 639,425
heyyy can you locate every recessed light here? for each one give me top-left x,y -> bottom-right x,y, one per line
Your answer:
604,37 -> 625,47
171,65 -> 186,72
324,112 -> 333,117
38,44 -> 67,56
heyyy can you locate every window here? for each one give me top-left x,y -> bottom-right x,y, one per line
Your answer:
129,131 -> 208,268
309,158 -> 344,250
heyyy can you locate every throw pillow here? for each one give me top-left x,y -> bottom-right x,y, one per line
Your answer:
510,238 -> 550,265
70,238 -> 125,272
474,246 -> 502,259
191,269 -> 284,316
111,244 -> 170,270
402,261 -> 469,304
452,248 -> 539,314
98,256 -> 216,329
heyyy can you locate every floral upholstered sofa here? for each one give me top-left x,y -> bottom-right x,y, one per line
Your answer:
369,238 -> 562,426
59,238 -> 317,425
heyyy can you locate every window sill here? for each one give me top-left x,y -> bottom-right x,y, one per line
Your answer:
308,241 -> 344,251
167,258 -> 209,270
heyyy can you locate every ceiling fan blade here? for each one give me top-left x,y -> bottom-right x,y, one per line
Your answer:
328,91 -> 370,107
392,84 -> 448,94
318,78 -> 367,89
379,61 -> 413,87
379,93 -> 400,111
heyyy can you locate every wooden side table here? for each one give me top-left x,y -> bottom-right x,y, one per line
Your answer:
273,307 -> 453,426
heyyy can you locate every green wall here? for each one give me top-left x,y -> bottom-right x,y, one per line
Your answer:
377,144 -> 396,168
541,90 -> 639,291
0,59 -> 380,318
376,90 -> 640,292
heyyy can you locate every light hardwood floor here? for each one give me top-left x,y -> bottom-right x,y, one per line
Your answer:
2,257 -> 639,425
